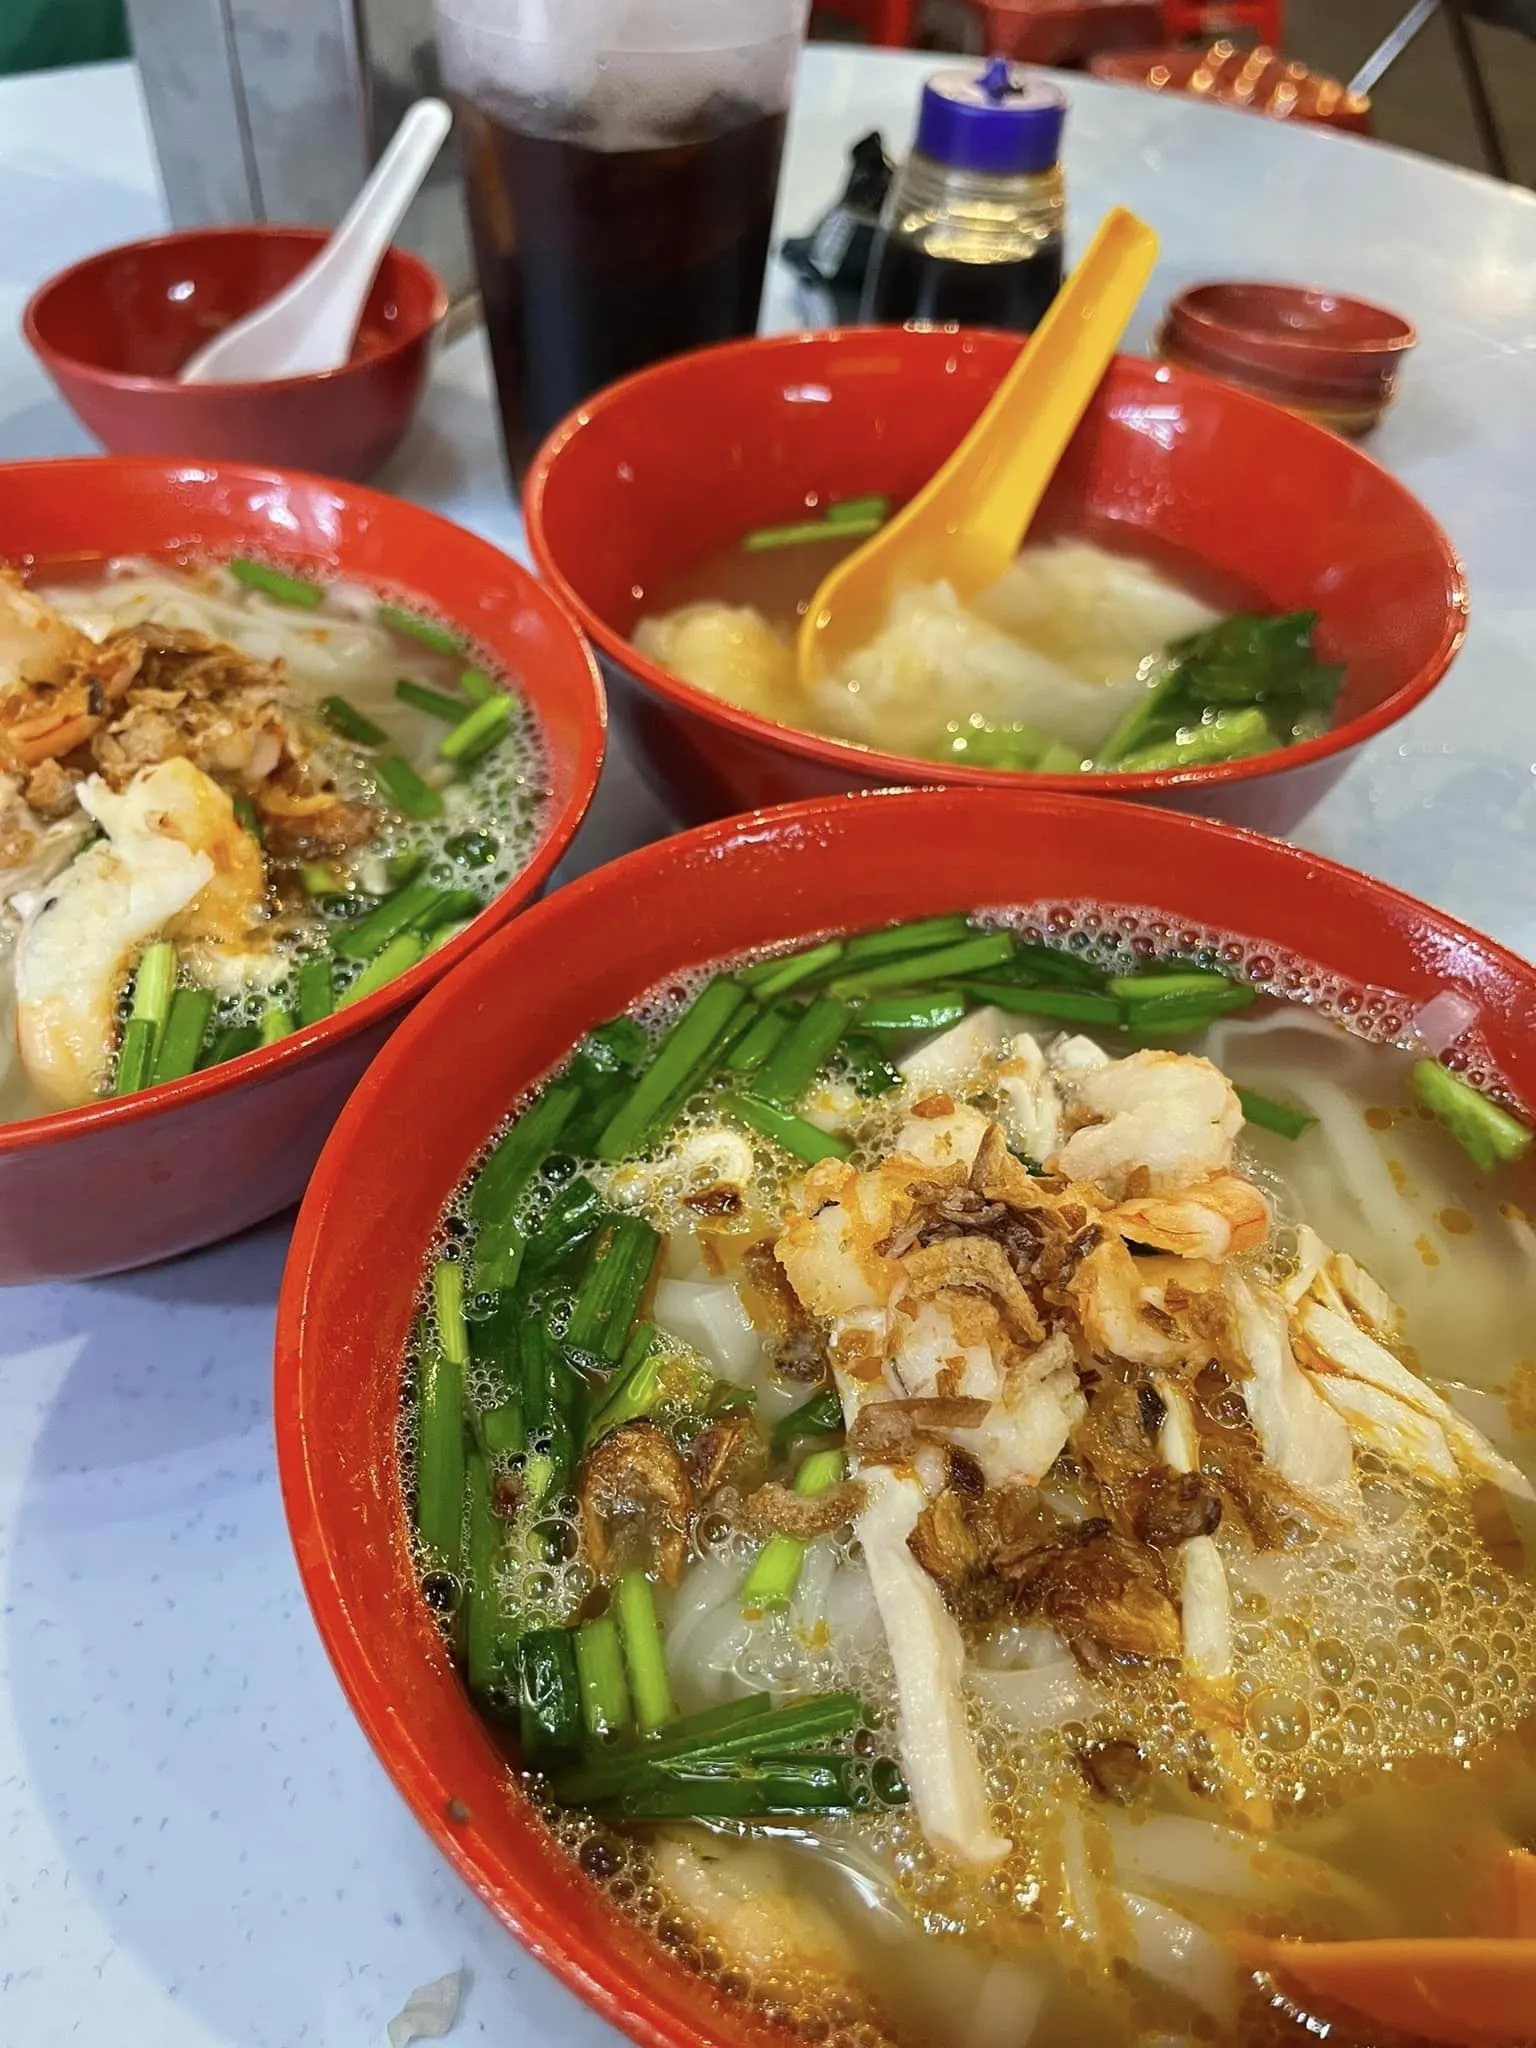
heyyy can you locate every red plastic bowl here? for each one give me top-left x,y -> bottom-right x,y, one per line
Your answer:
524,329 -> 1465,837
24,226 -> 448,482
275,786 -> 1535,2048
0,456 -> 605,1283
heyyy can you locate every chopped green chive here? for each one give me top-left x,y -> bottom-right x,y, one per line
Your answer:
375,755 -> 444,819
575,1617 -> 631,1741
1410,1059 -> 1533,1173
296,954 -> 334,1027
772,1387 -> 845,1450
852,993 -> 969,1035
565,1215 -> 661,1366
957,983 -> 1123,1026
742,516 -> 883,552
595,980 -> 747,1161
458,666 -> 496,705
151,987 -> 215,1083
378,603 -> 468,656
518,1627 -> 584,1761
753,995 -> 850,1107
338,931 -> 424,1006
471,1081 -> 580,1223
439,691 -> 512,766
228,558 -> 324,608
415,1315 -> 465,1577
114,942 -> 178,1095
1236,1086 -> 1318,1141
199,1024 -> 260,1069
841,915 -> 974,965
741,1449 -> 848,1615
1110,971 -> 1239,1001
740,940 -> 844,997
723,1006 -> 792,1076
464,1449 -> 517,1701
614,1569 -> 676,1737
319,695 -> 387,746
723,1092 -> 850,1165
259,1004 -> 293,1047
396,677 -> 466,722
829,930 -> 1014,998
825,494 -> 890,525
333,873 -> 443,962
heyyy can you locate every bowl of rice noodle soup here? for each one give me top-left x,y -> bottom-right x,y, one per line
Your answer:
0,457 -> 605,1282
278,787 -> 1536,2048
524,329 -> 1466,837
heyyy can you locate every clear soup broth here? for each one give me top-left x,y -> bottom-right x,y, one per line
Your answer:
0,555 -> 549,1123
633,510 -> 1339,778
402,904 -> 1536,2048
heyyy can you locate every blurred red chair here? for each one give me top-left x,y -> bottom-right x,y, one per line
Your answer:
980,0 -> 1162,63
809,0 -> 919,43
1161,0 -> 1284,42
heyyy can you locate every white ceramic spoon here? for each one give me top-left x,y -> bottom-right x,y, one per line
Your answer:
178,98 -> 452,384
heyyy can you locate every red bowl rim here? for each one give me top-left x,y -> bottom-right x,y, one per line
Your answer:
0,453 -> 606,1163
275,783 -> 1536,2047
523,328 -> 1467,803
1169,281 -> 1418,362
22,224 -> 451,398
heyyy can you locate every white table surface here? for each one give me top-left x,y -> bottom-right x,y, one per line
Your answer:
2,47 -> 1535,2048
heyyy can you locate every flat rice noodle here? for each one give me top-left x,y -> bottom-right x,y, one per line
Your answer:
971,1959 -> 1050,2048
971,1660 -> 1102,1739
1122,1892 -> 1238,2028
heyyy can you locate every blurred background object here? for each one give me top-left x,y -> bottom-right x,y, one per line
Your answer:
1088,42 -> 1373,132
121,0 -> 474,302
0,0 -> 128,72
808,0 -> 1535,182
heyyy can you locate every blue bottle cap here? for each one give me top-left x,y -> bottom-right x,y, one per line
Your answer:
915,59 -> 1067,177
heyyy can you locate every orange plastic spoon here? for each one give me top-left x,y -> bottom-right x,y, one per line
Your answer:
795,205 -> 1158,685
1249,1935 -> 1536,2046
1248,1858 -> 1536,2048
1495,1848 -> 1536,1938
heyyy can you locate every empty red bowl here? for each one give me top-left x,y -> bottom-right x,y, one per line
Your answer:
524,328 -> 1466,837
0,456 -> 605,1283
24,226 -> 448,481
1158,281 -> 1417,437
274,784 -> 1536,2048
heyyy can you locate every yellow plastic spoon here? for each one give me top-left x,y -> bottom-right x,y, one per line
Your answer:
796,205 -> 1159,689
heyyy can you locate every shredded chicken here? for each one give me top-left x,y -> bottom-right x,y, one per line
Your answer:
856,1464 -> 1012,1867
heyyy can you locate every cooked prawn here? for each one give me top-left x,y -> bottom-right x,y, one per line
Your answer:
1053,1049 -> 1242,1198
1105,1172 -> 1270,1262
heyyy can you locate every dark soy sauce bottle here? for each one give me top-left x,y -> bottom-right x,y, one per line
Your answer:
862,59 -> 1067,334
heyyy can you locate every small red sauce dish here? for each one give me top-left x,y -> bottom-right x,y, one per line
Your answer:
23,226 -> 448,482
1158,282 -> 1418,438
274,785 -> 1536,2048
0,456 -> 605,1284
523,327 -> 1466,837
